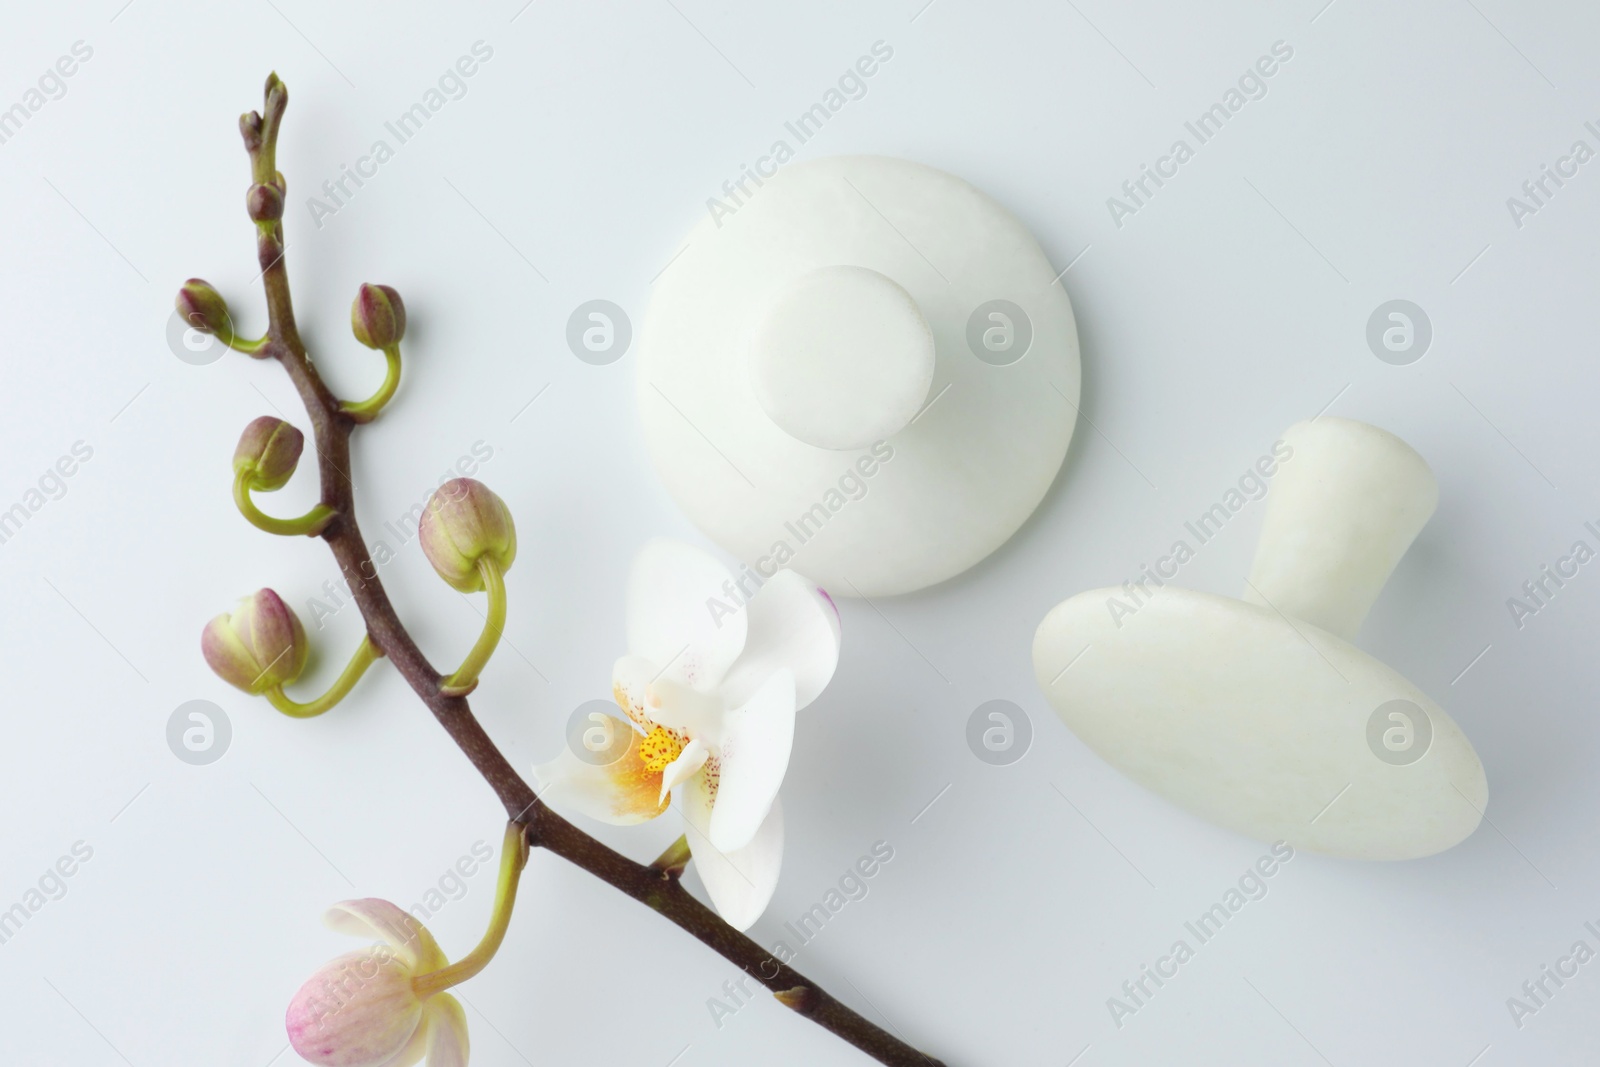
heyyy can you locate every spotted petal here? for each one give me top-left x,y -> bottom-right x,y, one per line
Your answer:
659,737 -> 710,804
719,570 -> 840,712
627,539 -> 747,691
646,676 -> 727,747
532,716 -> 669,825
611,655 -> 657,727
324,898 -> 445,972
709,668 -> 796,852
683,773 -> 784,931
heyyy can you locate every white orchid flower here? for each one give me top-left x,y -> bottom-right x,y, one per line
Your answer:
535,539 -> 841,929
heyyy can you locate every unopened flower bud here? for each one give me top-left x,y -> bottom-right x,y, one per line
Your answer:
202,589 -> 308,694
264,72 -> 287,119
351,284 -> 406,350
286,947 -> 423,1067
284,899 -> 469,1067
419,479 -> 516,592
239,111 -> 263,151
234,416 -> 304,491
176,279 -> 234,342
247,182 -> 285,222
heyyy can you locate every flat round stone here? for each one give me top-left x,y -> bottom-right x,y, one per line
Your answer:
637,155 -> 1081,596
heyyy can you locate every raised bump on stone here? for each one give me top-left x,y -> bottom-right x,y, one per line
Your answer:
747,265 -> 935,452
1242,417 -> 1439,641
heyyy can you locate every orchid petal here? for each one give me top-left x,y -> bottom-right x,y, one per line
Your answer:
720,571 -> 841,711
371,1011 -> 431,1067
682,773 -> 784,931
708,669 -> 796,852
627,539 -> 747,691
286,948 -> 424,1067
612,655 -> 658,729
532,719 -> 669,825
324,899 -> 444,972
646,677 -> 726,747
659,737 -> 710,804
422,993 -> 470,1067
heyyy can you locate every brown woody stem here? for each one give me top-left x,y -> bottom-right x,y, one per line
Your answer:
226,72 -> 945,1067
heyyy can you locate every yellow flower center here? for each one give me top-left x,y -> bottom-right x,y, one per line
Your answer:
638,726 -> 684,773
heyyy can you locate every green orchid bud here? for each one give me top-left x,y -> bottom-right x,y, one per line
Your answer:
419,479 -> 516,592
201,589 -> 308,694
351,284 -> 406,350
176,279 -> 234,342
234,416 -> 304,492
247,182 -> 286,222
263,72 -> 287,124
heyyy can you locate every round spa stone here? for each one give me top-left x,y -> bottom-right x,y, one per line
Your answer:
636,155 -> 1081,597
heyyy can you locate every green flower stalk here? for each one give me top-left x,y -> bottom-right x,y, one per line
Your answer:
175,278 -> 265,356
202,590 -> 382,718
411,822 -> 530,998
418,478 -> 516,696
231,416 -> 336,537
439,556 -> 506,698
342,284 -> 406,423
264,635 -> 383,719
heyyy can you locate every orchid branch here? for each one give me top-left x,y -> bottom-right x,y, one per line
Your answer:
194,73 -> 946,1067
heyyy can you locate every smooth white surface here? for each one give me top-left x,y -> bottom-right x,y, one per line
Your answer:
1034,587 -> 1488,860
639,154 -> 1081,596
4,3 -> 1600,1066
1035,418 -> 1482,859
749,265 -> 935,451
1244,417 -> 1440,639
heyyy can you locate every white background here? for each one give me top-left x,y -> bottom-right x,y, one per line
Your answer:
1,1 -> 1597,1064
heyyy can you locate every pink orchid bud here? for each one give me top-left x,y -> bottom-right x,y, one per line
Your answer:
233,416 -> 304,491
201,589 -> 308,694
175,279 -> 234,342
285,899 -> 470,1067
351,284 -> 406,350
286,947 -> 425,1067
247,182 -> 286,222
419,479 -> 517,592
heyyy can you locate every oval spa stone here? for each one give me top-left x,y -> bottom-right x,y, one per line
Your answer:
1033,586 -> 1486,860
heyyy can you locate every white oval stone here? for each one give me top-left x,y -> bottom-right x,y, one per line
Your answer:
1033,587 -> 1486,860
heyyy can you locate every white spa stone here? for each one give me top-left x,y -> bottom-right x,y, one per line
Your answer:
1032,418 -> 1487,860
637,155 -> 1081,597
